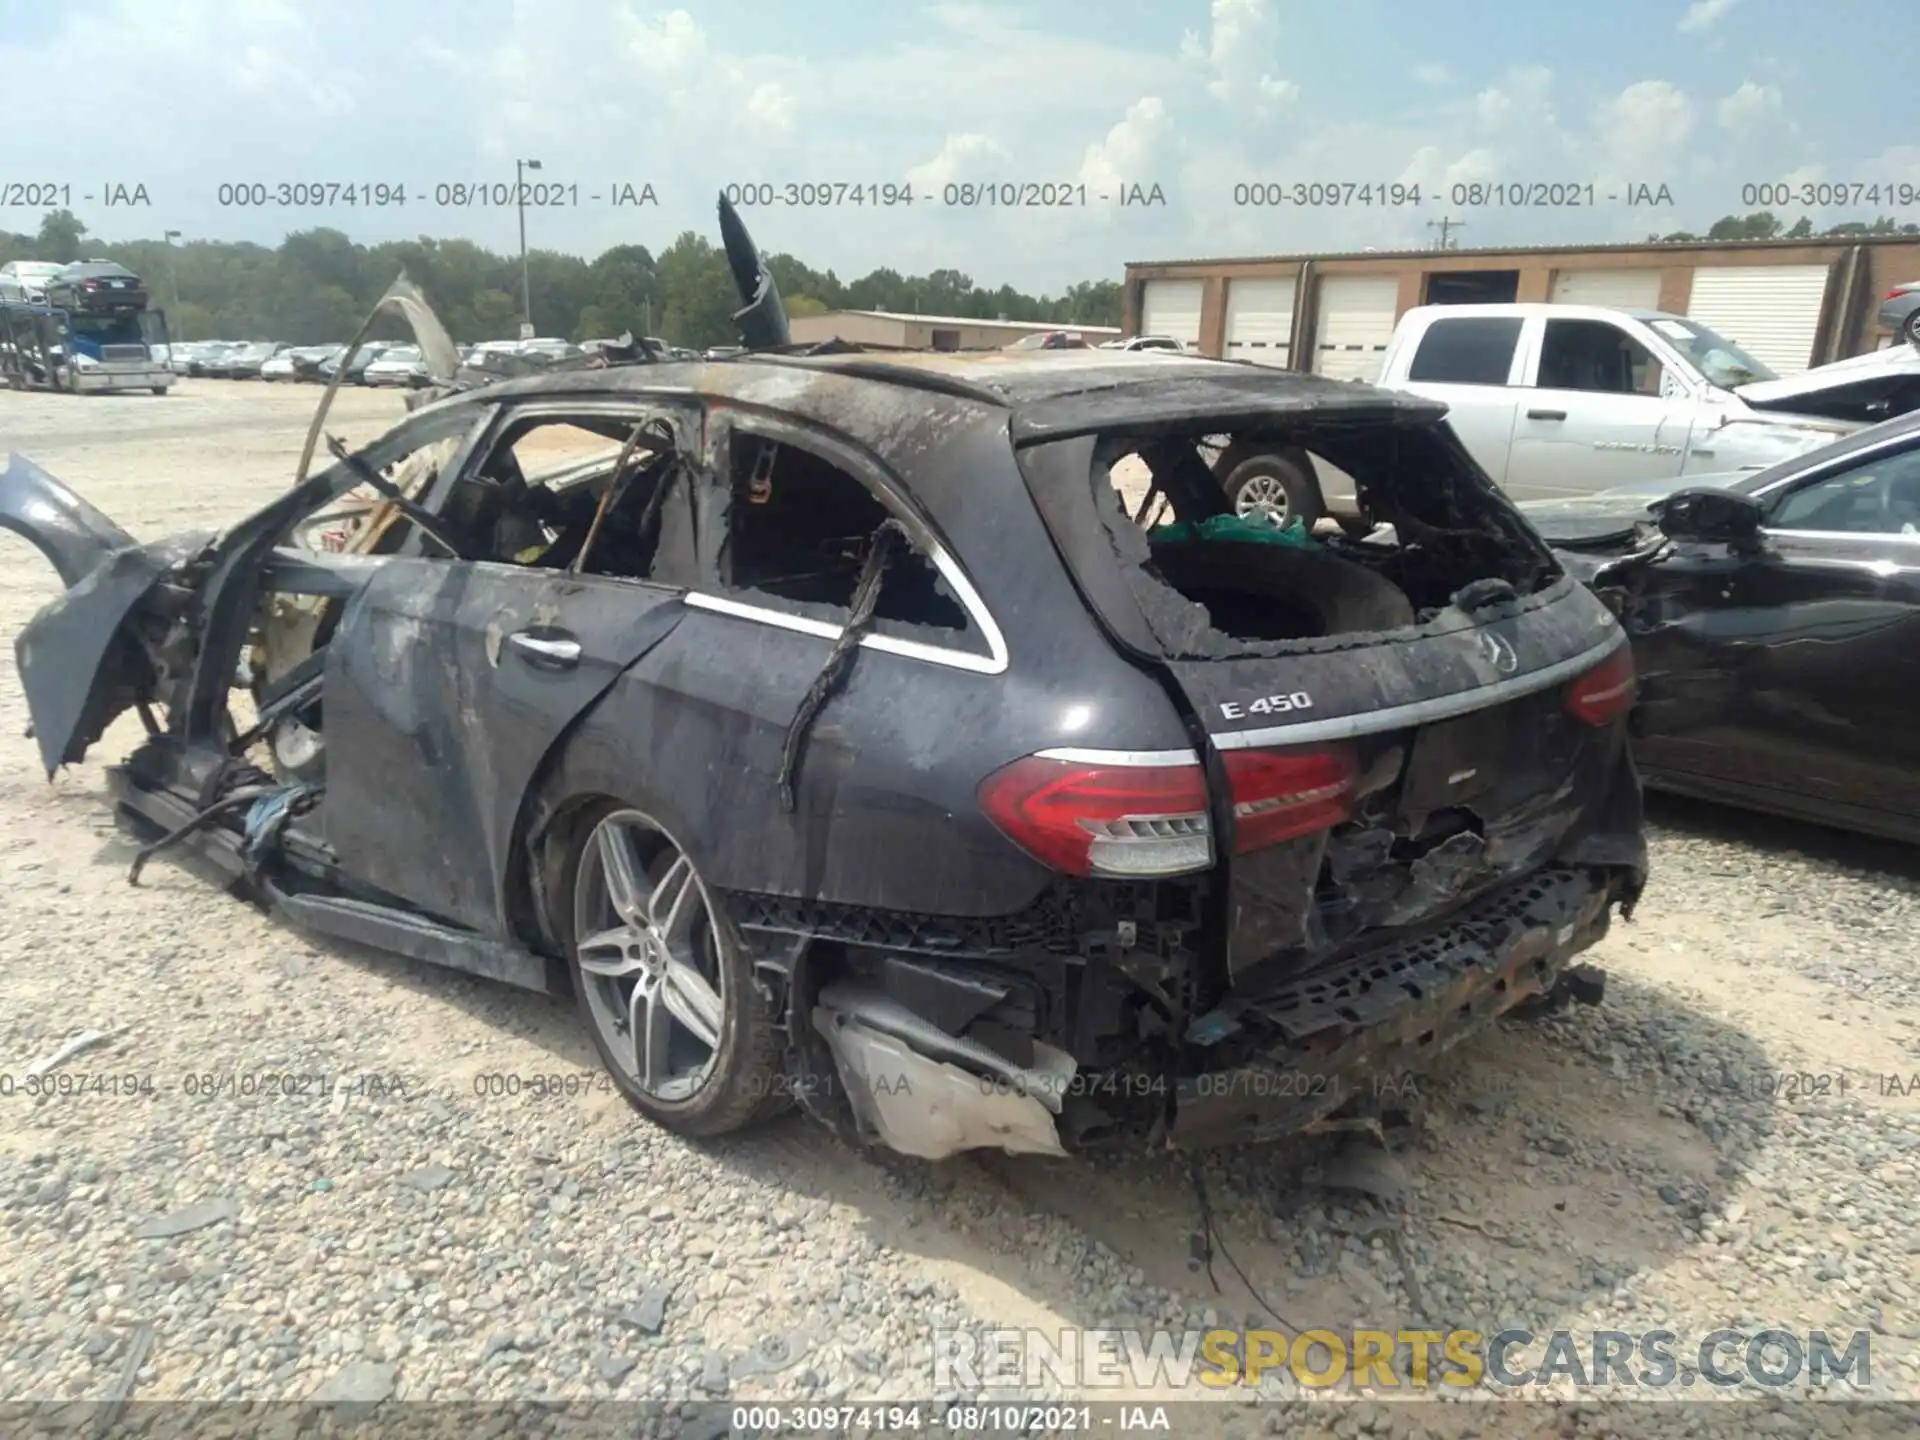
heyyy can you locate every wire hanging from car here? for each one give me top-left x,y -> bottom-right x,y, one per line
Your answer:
1187,1159 -> 1302,1335
776,518 -> 910,813
128,785 -> 277,886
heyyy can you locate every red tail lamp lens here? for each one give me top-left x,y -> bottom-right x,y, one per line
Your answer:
1566,645 -> 1637,726
1222,745 -> 1358,852
977,756 -> 1211,877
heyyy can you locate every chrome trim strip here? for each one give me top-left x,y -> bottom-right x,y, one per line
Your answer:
1034,746 -> 1200,766
1751,551 -> 1907,577
1764,526 -> 1920,546
684,591 -> 1009,675
1208,634 -> 1625,750
686,591 -> 839,638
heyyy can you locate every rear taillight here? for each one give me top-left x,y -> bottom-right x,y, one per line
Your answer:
1223,745 -> 1357,852
977,755 -> 1211,877
1565,645 -> 1636,726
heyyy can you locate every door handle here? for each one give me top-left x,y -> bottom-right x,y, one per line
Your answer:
507,631 -> 581,668
1526,408 -> 1567,421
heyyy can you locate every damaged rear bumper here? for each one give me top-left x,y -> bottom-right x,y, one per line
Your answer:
1168,865 -> 1615,1150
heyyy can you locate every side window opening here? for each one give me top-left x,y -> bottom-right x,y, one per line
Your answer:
1071,422 -> 1558,658
1406,317 -> 1524,386
1769,449 -> 1920,535
719,435 -> 974,640
441,415 -> 684,581
1538,320 -> 1663,396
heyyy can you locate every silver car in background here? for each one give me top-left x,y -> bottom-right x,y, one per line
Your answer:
0,261 -> 66,304
1880,282 -> 1920,346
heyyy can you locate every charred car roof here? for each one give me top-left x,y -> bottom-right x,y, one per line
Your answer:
415,348 -> 1451,448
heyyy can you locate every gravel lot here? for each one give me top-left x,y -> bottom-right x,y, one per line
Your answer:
2,382 -> 1917,1436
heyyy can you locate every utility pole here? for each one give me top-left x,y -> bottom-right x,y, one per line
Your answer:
1427,216 -> 1465,250
517,158 -> 542,338
163,230 -> 183,337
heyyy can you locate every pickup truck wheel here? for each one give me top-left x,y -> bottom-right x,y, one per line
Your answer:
1215,445 -> 1324,529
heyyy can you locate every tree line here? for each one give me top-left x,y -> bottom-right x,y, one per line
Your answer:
6,208 -> 1911,349
1645,211 -> 1918,243
1,209 -> 1123,348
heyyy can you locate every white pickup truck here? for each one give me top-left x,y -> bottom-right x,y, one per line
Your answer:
1213,302 -> 1920,518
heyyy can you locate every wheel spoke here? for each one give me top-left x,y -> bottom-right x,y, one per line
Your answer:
576,926 -> 643,978
661,959 -> 723,1049
647,852 -> 700,949
596,823 -> 647,923
580,812 -> 729,1099
630,977 -> 675,1091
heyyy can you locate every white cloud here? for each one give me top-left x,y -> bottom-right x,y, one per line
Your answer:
1592,80 -> 1695,180
1716,80 -> 1782,134
1077,98 -> 1172,196
1678,0 -> 1739,33
1400,145 -> 1502,193
904,134 -> 1012,192
623,8 -> 706,72
1180,0 -> 1297,116
1472,66 -> 1556,135
746,82 -> 796,135
1413,63 -> 1451,87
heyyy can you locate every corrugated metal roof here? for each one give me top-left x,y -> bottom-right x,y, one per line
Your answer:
1125,232 -> 1920,270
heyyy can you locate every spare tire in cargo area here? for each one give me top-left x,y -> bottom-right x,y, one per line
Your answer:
1147,538 -> 1415,642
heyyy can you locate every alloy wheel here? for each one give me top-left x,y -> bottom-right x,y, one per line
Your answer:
572,810 -> 727,1102
1233,472 -> 1292,527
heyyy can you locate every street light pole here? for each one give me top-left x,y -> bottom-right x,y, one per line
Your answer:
517,158 -> 542,337
163,230 -> 183,338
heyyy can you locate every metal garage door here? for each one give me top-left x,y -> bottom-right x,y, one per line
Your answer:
1685,264 -> 1831,375
1550,268 -> 1663,310
1140,279 -> 1204,347
1223,277 -> 1297,366
1313,275 -> 1400,380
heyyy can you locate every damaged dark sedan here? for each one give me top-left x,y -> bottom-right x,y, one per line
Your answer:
0,209 -> 1646,1162
1523,407 -> 1920,844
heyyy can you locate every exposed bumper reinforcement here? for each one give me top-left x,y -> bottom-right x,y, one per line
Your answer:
1168,866 -> 1614,1149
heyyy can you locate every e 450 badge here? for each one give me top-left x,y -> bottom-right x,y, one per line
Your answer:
1219,690 -> 1312,721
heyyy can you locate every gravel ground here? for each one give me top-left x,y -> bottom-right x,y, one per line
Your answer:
1,382 -> 1917,1437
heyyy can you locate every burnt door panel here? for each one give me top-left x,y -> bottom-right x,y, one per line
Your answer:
1630,534 -> 1920,821
323,558 -> 686,932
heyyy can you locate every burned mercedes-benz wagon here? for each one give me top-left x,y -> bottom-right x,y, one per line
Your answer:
0,205 -> 1646,1160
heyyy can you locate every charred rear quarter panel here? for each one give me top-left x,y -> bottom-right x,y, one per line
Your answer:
544,604 -> 1195,921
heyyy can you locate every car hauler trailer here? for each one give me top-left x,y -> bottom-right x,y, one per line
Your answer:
0,302 -> 173,394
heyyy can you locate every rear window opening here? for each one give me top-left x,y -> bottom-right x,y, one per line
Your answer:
720,435 -> 977,643
1030,419 -> 1563,661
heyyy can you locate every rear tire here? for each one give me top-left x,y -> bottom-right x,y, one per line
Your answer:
1213,443 -> 1325,529
1904,310 -> 1920,348
560,800 -> 783,1138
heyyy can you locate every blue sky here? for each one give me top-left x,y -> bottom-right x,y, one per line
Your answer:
3,0 -> 1916,290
